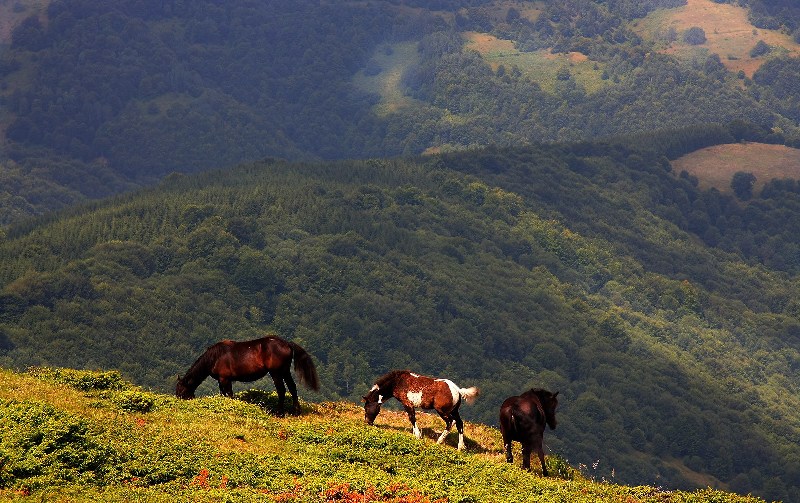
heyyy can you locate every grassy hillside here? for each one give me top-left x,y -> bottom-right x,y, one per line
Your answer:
632,0 -> 800,77
0,367 -> 769,502
671,142 -> 800,193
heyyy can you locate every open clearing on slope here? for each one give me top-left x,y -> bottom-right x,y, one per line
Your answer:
672,142 -> 800,194
632,0 -> 800,77
352,41 -> 423,116
463,32 -> 609,94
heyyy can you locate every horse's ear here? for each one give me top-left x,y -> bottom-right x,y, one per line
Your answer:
553,391 -> 559,397
361,396 -> 367,402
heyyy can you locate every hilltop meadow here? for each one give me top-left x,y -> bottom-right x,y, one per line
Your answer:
0,367 -> 770,502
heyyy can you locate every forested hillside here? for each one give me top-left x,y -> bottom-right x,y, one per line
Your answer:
1,133 -> 800,500
3,0 -> 800,221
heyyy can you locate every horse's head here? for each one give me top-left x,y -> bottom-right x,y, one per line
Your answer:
175,376 -> 195,399
539,390 -> 559,430
362,385 -> 383,425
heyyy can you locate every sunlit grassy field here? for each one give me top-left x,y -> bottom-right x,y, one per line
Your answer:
672,142 -> 800,194
463,32 -> 610,94
352,41 -> 424,116
0,367 -> 769,502
632,0 -> 800,77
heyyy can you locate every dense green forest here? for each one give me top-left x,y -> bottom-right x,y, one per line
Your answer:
2,131 -> 800,500
3,0 -> 800,222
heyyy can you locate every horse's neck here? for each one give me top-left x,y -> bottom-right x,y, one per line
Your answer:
184,355 -> 213,390
379,376 -> 399,397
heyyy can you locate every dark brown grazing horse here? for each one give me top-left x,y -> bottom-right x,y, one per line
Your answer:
499,388 -> 559,475
363,370 -> 479,450
175,335 -> 320,415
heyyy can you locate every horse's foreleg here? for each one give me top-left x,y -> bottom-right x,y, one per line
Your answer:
404,406 -> 422,439
454,410 -> 466,450
270,371 -> 287,416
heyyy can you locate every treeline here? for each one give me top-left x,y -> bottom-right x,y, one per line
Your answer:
1,143 -> 800,500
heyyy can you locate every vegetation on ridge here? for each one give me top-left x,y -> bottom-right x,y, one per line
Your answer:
0,367 -> 769,502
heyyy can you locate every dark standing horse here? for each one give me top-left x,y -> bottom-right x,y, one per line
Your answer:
499,388 -> 559,475
363,370 -> 479,450
176,335 -> 320,415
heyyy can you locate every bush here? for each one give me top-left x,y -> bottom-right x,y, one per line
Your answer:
27,367 -> 128,392
112,390 -> 157,413
683,27 -> 706,45
0,400 -> 115,490
749,40 -> 771,58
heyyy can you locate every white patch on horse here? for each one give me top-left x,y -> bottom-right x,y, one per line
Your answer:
407,390 -> 423,407
410,372 -> 420,377
412,423 -> 422,438
439,379 -> 460,405
370,384 -> 379,392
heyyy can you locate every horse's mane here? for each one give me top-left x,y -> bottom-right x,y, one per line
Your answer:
526,388 -> 549,397
183,342 -> 229,384
375,369 -> 410,387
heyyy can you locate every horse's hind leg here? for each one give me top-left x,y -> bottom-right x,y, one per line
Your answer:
521,443 -> 532,471
435,412 -> 453,445
218,378 -> 233,397
535,440 -> 548,476
453,410 -> 466,450
269,371 -> 287,416
283,368 -> 300,415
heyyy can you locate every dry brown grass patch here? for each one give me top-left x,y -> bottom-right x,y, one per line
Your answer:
671,142 -> 800,194
634,0 -> 800,77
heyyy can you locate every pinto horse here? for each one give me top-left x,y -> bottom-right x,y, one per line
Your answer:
175,335 -> 320,415
499,388 -> 559,475
363,370 -> 479,450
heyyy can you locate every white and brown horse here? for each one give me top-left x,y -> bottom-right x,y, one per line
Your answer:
363,370 -> 479,450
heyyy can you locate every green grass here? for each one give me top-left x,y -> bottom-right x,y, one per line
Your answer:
352,41 -> 425,116
463,32 -> 610,94
0,368 -> 769,502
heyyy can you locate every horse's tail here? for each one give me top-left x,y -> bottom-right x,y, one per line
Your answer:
289,342 -> 320,391
459,386 -> 480,405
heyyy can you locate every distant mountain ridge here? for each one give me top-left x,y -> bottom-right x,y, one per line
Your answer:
2,0 -> 800,222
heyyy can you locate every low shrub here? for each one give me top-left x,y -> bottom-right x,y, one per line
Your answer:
26,367 -> 128,392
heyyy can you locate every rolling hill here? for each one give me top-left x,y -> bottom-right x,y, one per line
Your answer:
672,142 -> 800,194
0,367 -> 770,502
2,0 -> 800,501
1,136 -> 800,500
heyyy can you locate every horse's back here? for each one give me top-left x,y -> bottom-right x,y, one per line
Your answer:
500,394 -> 544,440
